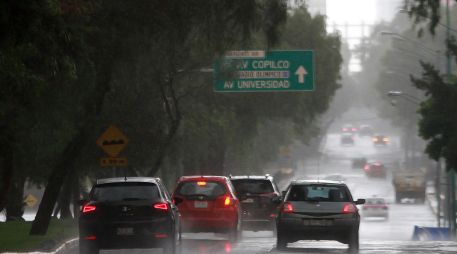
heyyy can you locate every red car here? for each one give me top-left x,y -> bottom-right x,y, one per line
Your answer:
363,162 -> 386,178
172,176 -> 241,241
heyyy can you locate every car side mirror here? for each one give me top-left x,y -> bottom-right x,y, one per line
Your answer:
355,199 -> 366,205
173,197 -> 183,205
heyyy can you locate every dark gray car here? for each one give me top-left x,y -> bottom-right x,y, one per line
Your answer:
276,180 -> 365,253
79,177 -> 181,254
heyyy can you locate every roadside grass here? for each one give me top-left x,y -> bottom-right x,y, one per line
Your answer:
0,219 -> 78,252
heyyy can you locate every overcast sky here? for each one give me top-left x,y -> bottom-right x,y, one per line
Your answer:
326,0 -> 403,25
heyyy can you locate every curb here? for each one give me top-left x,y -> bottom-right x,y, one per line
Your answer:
2,238 -> 78,254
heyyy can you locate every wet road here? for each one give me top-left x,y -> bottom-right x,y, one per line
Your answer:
66,132 -> 457,254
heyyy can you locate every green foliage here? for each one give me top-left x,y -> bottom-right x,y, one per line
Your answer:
411,62 -> 457,170
0,219 -> 77,252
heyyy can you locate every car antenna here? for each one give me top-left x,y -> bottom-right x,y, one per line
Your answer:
317,156 -> 321,182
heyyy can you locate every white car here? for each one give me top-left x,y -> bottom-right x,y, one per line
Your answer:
362,198 -> 389,219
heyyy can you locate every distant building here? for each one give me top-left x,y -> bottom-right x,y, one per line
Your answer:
289,0 -> 327,16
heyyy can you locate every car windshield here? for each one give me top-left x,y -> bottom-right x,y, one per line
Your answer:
91,182 -> 160,202
231,179 -> 274,195
287,185 -> 351,202
176,181 -> 226,198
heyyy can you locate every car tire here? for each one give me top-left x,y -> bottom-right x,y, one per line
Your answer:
229,218 -> 241,242
163,237 -> 176,254
79,241 -> 98,254
348,229 -> 359,253
276,231 -> 287,250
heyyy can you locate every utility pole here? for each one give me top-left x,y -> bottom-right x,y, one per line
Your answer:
445,0 -> 456,239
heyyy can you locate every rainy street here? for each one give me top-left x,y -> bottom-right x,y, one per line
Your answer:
64,125 -> 457,254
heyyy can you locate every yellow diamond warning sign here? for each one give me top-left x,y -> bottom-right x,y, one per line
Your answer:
24,194 -> 38,207
96,125 -> 129,157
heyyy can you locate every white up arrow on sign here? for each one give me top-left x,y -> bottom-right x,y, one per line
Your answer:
295,66 -> 308,84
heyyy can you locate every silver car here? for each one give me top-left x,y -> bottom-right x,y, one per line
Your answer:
276,180 -> 365,253
361,197 -> 389,219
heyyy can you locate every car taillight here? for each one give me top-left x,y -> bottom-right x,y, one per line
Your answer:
153,202 -> 169,211
224,196 -> 232,206
372,137 -> 378,142
352,128 -> 358,132
342,128 -> 348,131
282,202 -> 294,213
197,181 -> 207,186
342,203 -> 357,214
363,165 -> 370,171
383,137 -> 389,142
82,204 -> 96,214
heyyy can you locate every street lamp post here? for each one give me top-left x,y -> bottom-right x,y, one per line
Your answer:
445,0 -> 456,238
387,90 -> 443,227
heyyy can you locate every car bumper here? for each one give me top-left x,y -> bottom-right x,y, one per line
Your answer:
79,217 -> 173,249
277,216 -> 359,242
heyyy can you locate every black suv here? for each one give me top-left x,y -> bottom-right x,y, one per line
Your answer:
276,180 -> 365,253
79,177 -> 181,254
230,175 -> 280,231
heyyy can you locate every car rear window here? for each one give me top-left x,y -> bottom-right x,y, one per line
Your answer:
231,179 -> 274,195
287,185 -> 351,202
91,182 -> 160,202
176,181 -> 226,198
366,198 -> 385,205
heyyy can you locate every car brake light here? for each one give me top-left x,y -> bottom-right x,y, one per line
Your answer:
342,128 -> 348,131
153,202 -> 169,211
342,203 -> 357,214
363,165 -> 370,171
84,235 -> 97,240
282,202 -> 294,213
372,137 -> 378,142
383,137 -> 389,142
82,204 -> 96,214
352,128 -> 358,131
197,181 -> 207,186
224,196 -> 232,206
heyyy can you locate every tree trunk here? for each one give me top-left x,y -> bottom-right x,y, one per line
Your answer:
30,126 -> 90,234
6,175 -> 26,221
0,142 -> 13,213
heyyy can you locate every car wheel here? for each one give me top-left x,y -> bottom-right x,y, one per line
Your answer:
79,241 -> 98,254
276,231 -> 287,250
348,230 -> 359,253
229,218 -> 241,242
163,237 -> 176,254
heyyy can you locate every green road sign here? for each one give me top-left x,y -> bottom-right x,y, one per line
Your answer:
214,50 -> 314,92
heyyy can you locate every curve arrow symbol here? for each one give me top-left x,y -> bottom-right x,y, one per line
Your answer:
295,66 -> 307,84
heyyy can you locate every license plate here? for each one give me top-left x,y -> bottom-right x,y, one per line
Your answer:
117,227 -> 134,235
303,220 -> 332,226
242,198 -> 254,203
194,201 -> 208,208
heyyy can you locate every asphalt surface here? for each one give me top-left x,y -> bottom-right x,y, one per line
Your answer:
64,132 -> 457,253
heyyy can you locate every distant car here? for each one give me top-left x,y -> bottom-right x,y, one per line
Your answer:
363,161 -> 386,178
362,197 -> 388,219
172,176 -> 241,241
372,134 -> 389,146
358,125 -> 374,136
230,175 -> 280,231
79,177 -> 181,254
351,157 -> 367,169
276,180 -> 365,252
341,124 -> 358,133
341,133 -> 355,145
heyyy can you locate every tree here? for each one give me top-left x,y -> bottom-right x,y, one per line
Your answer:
30,0 -> 288,235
